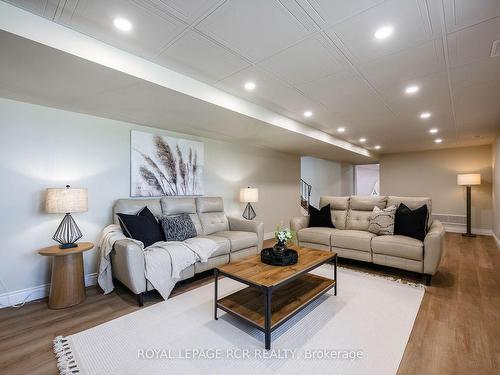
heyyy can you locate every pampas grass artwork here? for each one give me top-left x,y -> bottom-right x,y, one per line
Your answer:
131,130 -> 204,197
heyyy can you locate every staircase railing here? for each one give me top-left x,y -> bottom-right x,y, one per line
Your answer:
300,179 -> 312,211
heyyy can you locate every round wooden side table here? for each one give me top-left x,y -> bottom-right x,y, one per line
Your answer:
38,242 -> 94,309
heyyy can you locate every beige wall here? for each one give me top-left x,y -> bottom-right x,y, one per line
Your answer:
493,134 -> 500,242
380,145 -> 493,230
0,98 -> 301,297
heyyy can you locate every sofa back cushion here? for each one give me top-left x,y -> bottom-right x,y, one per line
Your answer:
113,198 -> 162,225
346,196 -> 387,231
196,197 -> 229,235
386,196 -> 432,214
160,197 -> 202,235
319,196 -> 349,229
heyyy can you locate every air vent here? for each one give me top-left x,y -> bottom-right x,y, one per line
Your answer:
491,40 -> 500,57
432,214 -> 466,225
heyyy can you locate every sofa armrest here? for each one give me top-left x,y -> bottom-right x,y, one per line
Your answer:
423,219 -> 445,275
290,216 -> 309,233
111,239 -> 147,294
227,217 -> 264,251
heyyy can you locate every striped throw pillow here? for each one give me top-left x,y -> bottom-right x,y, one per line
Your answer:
368,205 -> 396,235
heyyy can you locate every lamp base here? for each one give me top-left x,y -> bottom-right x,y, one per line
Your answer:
242,203 -> 256,220
462,233 -> 476,238
59,243 -> 78,249
53,213 -> 83,249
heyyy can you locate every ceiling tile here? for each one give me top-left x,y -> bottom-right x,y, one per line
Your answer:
451,57 -> 500,88
259,34 -> 348,85
60,0 -> 187,60
444,0 -> 500,32
301,0 -> 386,28
359,39 -> 445,87
327,0 -> 433,64
155,30 -> 250,83
453,78 -> 500,130
141,0 -> 222,24
447,16 -> 500,67
195,0 -> 312,61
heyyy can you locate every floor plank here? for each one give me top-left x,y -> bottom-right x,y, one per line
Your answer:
0,234 -> 498,374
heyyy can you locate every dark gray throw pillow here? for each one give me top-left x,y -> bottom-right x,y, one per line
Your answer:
160,214 -> 197,242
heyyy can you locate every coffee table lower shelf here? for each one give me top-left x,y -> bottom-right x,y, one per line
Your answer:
216,273 -> 335,346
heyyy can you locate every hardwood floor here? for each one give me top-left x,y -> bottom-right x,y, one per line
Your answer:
0,234 -> 498,374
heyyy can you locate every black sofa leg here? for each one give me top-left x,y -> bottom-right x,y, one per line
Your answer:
137,293 -> 144,307
422,274 -> 432,286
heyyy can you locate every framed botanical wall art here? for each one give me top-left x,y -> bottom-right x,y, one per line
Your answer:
131,130 -> 204,197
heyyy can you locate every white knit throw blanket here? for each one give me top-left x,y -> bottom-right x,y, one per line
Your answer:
97,224 -> 217,299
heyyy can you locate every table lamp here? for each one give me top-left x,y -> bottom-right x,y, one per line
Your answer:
240,187 -> 258,220
46,185 -> 88,248
457,174 -> 481,237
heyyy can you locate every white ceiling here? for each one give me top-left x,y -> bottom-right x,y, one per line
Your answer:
2,0 -> 500,153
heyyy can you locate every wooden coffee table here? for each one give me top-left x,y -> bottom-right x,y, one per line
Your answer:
214,246 -> 337,349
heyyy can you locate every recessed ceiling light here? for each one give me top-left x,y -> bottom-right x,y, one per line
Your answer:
434,138 -> 443,143
337,127 -> 345,133
359,137 -> 367,143
113,17 -> 132,32
405,85 -> 419,94
244,81 -> 256,91
374,145 -> 381,150
303,111 -> 313,118
374,26 -> 393,40
429,128 -> 438,134
420,112 -> 431,119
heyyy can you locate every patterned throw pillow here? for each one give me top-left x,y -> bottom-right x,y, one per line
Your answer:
368,205 -> 396,235
160,214 -> 197,242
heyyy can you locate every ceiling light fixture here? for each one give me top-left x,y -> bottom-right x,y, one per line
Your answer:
244,81 -> 256,91
434,138 -> 443,143
113,17 -> 132,32
359,137 -> 367,143
420,112 -> 431,119
405,85 -> 419,94
429,128 -> 438,134
374,25 -> 393,40
337,127 -> 345,133
303,111 -> 313,118
374,145 -> 381,150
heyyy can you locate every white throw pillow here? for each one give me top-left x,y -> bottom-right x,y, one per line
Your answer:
368,205 -> 396,235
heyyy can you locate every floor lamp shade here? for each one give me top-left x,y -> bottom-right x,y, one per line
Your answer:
457,174 -> 481,237
457,174 -> 481,186
240,187 -> 258,220
46,185 -> 88,248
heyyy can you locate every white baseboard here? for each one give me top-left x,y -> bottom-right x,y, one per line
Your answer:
0,273 -> 97,309
493,232 -> 500,249
442,223 -> 493,236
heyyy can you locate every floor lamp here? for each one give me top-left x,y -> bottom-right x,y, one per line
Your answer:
457,174 -> 481,237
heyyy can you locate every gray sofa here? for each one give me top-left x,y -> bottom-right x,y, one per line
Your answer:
111,196 -> 264,305
291,196 -> 445,285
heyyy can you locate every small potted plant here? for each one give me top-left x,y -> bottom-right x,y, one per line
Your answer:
273,226 -> 295,256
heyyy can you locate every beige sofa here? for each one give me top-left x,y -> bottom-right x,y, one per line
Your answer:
291,196 -> 445,285
111,196 -> 264,305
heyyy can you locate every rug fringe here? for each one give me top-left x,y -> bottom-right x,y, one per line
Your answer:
337,266 -> 427,290
53,336 -> 81,375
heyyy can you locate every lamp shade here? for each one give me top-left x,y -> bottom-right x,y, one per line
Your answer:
240,187 -> 258,203
46,186 -> 88,213
457,174 -> 481,186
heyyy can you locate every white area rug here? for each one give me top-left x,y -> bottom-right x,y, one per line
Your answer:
54,266 -> 424,375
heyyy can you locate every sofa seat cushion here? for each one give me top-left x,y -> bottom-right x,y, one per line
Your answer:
330,230 -> 376,252
371,235 -> 423,261
298,227 -> 338,246
215,231 -> 258,252
197,235 -> 230,257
